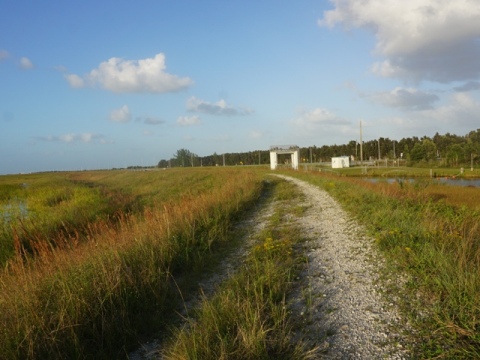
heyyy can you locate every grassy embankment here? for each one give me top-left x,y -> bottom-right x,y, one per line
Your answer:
162,177 -> 313,359
285,168 -> 480,358
0,168 -> 270,359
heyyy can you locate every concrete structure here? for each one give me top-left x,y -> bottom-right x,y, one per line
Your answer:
270,145 -> 299,170
332,156 -> 350,169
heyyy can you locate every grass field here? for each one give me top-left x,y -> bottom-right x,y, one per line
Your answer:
0,168 -> 268,359
283,168 -> 480,358
1,166 -> 480,358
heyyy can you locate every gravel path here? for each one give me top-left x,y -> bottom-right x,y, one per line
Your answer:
275,174 -> 410,359
131,174 -> 411,359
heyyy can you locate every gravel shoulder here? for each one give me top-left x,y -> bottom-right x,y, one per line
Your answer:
275,174 -> 410,359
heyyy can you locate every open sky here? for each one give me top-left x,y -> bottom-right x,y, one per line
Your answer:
2,0 -> 480,174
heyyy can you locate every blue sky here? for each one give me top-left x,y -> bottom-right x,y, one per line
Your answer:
2,0 -> 480,174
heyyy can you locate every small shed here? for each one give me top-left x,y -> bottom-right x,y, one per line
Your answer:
332,156 -> 350,169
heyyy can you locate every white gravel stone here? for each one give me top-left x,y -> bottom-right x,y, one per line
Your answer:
274,174 -> 410,360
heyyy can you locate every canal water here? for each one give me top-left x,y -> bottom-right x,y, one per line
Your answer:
1,200 -> 28,223
363,177 -> 480,187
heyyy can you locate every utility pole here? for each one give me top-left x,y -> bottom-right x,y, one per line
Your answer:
359,121 -> 363,166
223,153 -> 225,167
378,139 -> 381,160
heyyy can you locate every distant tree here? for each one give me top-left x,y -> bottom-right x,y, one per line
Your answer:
173,149 -> 197,167
157,159 -> 168,168
158,128 -> 480,169
422,138 -> 437,161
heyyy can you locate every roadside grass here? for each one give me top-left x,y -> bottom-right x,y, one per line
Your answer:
283,169 -> 480,358
163,177 -> 314,360
0,168 -> 266,359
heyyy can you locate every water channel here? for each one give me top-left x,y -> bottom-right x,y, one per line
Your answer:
1,200 -> 28,223
364,177 -> 480,187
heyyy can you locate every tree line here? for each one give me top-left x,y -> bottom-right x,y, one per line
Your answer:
158,129 -> 480,168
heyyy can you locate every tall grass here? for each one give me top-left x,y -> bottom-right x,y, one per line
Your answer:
163,178 -> 311,360
0,168 -> 265,359
0,173 -> 132,265
286,169 -> 480,358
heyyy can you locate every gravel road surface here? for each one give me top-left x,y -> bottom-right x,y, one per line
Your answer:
276,174 -> 410,359
131,174 -> 411,359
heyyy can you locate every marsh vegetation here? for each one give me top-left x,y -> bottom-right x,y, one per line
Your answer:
1,167 -> 479,358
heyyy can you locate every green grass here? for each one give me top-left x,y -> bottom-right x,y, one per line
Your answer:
281,168 -> 480,358
163,177 -> 313,360
0,168 -> 268,359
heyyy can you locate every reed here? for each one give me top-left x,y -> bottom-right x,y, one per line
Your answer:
0,168 -> 264,359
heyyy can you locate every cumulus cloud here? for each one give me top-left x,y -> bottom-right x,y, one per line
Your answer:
19,57 -> 33,70
65,53 -> 193,93
291,107 -> 353,141
370,87 -> 439,110
38,133 -> 109,144
187,96 -> 253,116
319,0 -> 480,83
420,92 -> 480,128
109,105 -> 132,123
454,81 -> 480,92
177,115 -> 201,126
64,74 -> 85,88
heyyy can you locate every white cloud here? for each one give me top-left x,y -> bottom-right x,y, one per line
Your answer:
64,74 -> 85,88
19,57 -> 33,70
66,53 -> 193,93
291,108 -> 354,142
320,0 -> 480,83
39,133 -> 109,144
379,92 -> 480,137
187,96 -> 253,116
294,108 -> 350,126
177,115 -> 201,126
420,92 -> 480,128
109,105 -> 132,123
370,87 -> 439,110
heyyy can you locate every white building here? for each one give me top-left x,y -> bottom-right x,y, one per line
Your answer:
270,145 -> 299,170
332,156 -> 350,169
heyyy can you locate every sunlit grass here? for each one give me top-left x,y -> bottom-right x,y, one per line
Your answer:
0,168 -> 267,359
283,168 -> 480,358
163,178 -> 312,360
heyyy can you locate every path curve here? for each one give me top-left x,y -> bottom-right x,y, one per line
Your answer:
275,174 -> 410,359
